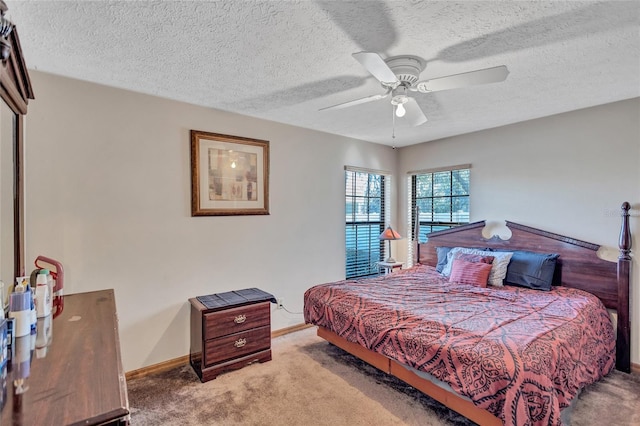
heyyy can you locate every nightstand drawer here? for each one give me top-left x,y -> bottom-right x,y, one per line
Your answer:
204,302 -> 270,339
204,325 -> 271,366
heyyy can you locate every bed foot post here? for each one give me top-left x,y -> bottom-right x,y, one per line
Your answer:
617,201 -> 631,373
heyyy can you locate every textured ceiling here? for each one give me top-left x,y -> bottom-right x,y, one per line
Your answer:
6,0 -> 640,147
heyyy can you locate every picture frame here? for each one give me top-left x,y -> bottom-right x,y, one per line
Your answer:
190,130 -> 269,216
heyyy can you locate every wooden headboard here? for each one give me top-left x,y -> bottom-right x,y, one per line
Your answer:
417,202 -> 632,373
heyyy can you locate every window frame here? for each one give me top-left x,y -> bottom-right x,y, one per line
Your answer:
407,165 -> 470,266
345,167 -> 389,279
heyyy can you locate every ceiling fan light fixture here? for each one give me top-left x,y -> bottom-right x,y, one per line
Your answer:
391,95 -> 408,105
391,85 -> 410,106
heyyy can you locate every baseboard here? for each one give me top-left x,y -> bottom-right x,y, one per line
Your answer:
126,355 -> 190,381
271,322 -> 313,338
632,362 -> 640,375
125,323 -> 312,381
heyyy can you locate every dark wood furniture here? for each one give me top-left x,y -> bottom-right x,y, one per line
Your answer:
0,0 -> 34,291
190,288 -> 275,382
1,289 -> 130,425
316,203 -> 632,426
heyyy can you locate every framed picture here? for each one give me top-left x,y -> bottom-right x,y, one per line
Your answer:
191,130 -> 269,216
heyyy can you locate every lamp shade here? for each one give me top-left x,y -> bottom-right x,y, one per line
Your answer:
379,226 -> 401,241
379,226 -> 401,264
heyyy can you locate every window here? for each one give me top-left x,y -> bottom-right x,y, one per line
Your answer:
345,169 -> 388,279
410,166 -> 470,244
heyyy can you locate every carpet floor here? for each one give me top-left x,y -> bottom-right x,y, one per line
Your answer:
127,327 -> 640,425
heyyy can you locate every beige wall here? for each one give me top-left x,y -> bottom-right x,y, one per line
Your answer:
398,98 -> 640,365
24,71 -> 398,371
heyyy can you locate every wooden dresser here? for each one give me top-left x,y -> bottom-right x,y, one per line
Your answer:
189,288 -> 275,382
0,289 -> 129,425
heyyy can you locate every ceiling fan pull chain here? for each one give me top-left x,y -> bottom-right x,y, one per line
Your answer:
392,106 -> 396,139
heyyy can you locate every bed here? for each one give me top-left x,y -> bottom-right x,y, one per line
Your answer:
304,202 -> 632,426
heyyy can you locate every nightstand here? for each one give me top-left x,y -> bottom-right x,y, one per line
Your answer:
189,288 -> 276,382
378,261 -> 403,274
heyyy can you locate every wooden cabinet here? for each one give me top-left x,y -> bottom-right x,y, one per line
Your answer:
190,289 -> 274,382
0,290 -> 129,425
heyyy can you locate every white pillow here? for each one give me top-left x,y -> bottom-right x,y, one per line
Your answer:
442,247 -> 513,287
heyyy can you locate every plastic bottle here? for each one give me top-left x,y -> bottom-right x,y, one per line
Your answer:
9,281 -> 31,337
35,271 -> 51,318
44,270 -> 54,313
26,284 -> 36,335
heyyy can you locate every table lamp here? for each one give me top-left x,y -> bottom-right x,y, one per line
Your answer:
379,226 -> 402,263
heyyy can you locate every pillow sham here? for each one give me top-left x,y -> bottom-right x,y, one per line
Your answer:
435,246 -> 453,273
442,247 -> 513,287
498,250 -> 560,291
449,258 -> 492,287
454,252 -> 495,264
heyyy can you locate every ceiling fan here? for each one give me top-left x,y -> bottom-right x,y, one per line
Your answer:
320,52 -> 509,126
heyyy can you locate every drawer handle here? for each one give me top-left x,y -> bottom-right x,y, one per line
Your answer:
234,338 -> 247,348
234,315 -> 247,324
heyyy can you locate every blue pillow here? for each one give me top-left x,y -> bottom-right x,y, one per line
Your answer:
435,246 -> 453,273
500,250 -> 560,291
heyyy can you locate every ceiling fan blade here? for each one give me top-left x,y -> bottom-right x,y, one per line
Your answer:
319,91 -> 389,111
352,52 -> 399,85
403,98 -> 428,126
415,65 -> 509,93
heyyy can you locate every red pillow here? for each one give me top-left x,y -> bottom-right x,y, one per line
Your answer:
449,258 -> 493,287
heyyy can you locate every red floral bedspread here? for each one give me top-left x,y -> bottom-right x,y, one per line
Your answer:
303,264 -> 615,426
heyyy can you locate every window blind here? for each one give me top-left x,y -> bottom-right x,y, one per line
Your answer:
407,167 -> 470,266
345,169 -> 388,279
